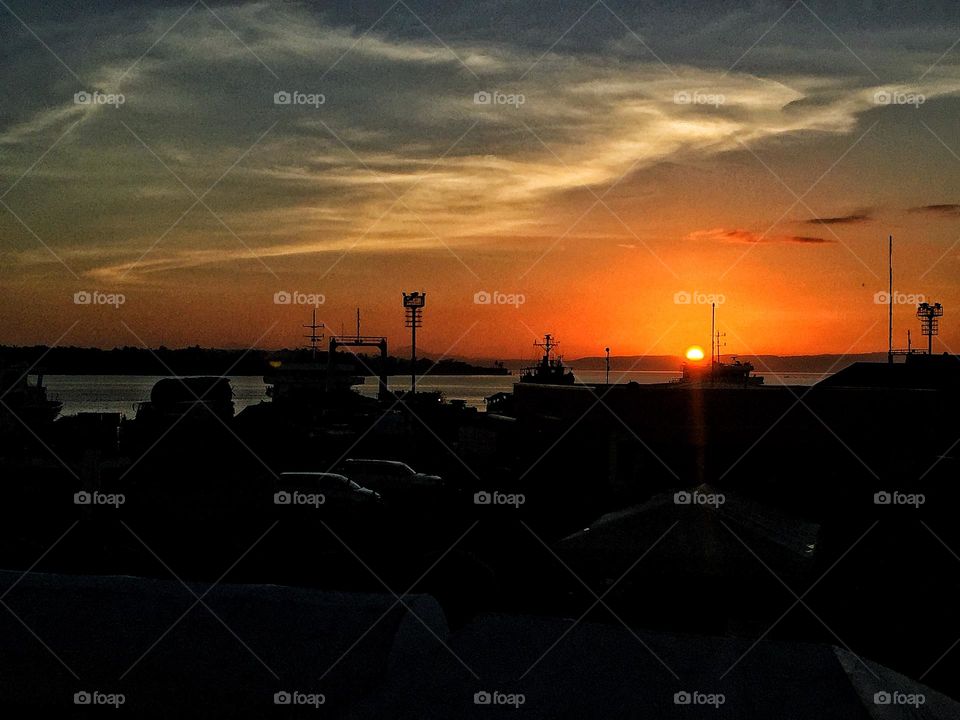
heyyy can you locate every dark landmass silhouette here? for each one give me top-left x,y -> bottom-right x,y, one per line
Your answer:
0,345 -> 509,376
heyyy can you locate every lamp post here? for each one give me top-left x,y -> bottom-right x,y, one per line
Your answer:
605,347 -> 610,385
402,292 -> 426,393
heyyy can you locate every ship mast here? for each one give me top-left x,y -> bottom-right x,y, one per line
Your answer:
888,234 -> 893,365
303,309 -> 325,360
710,303 -> 717,373
534,334 -> 557,365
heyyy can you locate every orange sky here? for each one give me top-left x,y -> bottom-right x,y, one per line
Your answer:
2,2 -> 960,359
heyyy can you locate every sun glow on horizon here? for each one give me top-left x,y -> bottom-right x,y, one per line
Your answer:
685,345 -> 705,361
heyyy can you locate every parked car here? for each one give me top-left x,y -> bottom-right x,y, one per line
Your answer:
336,459 -> 444,496
278,472 -> 381,505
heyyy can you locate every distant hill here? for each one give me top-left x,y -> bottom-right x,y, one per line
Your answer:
566,353 -> 889,374
397,349 -> 891,374
0,346 -> 508,376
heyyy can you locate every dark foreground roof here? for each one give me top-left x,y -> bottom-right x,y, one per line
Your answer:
0,570 -> 955,718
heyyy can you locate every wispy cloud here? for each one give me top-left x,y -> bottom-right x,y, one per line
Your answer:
803,213 -> 872,225
908,204 -> 960,217
687,228 -> 833,244
0,1 -> 956,284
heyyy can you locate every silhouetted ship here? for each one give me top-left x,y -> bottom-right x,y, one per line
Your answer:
677,355 -> 764,387
519,334 -> 575,385
264,358 -> 367,403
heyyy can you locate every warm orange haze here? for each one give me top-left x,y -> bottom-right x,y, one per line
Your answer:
1,1 -> 959,360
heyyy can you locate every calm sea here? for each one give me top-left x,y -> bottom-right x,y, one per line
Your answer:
42,371 -> 827,417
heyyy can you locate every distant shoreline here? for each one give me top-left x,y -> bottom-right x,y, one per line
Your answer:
0,346 -> 510,377
1,345 -> 887,376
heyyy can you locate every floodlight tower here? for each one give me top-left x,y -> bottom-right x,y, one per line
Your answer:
403,291 -> 426,393
916,302 -> 943,354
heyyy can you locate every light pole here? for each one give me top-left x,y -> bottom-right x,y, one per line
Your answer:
917,302 -> 943,355
403,291 -> 426,393
605,347 -> 610,385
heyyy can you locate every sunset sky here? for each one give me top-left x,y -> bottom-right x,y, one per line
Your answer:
2,1 -> 960,359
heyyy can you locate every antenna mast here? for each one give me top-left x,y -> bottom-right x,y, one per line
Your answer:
710,303 -> 717,372
303,308 -> 325,360
888,235 -> 893,364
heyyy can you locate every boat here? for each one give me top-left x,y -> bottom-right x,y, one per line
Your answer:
678,356 -> 764,387
519,334 -> 575,385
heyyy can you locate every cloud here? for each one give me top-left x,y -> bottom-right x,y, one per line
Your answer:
687,228 -> 833,244
803,213 -> 872,225
787,235 -> 833,244
0,1 -> 955,283
908,204 -> 960,217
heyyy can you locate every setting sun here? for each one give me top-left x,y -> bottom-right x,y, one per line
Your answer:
685,346 -> 705,361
